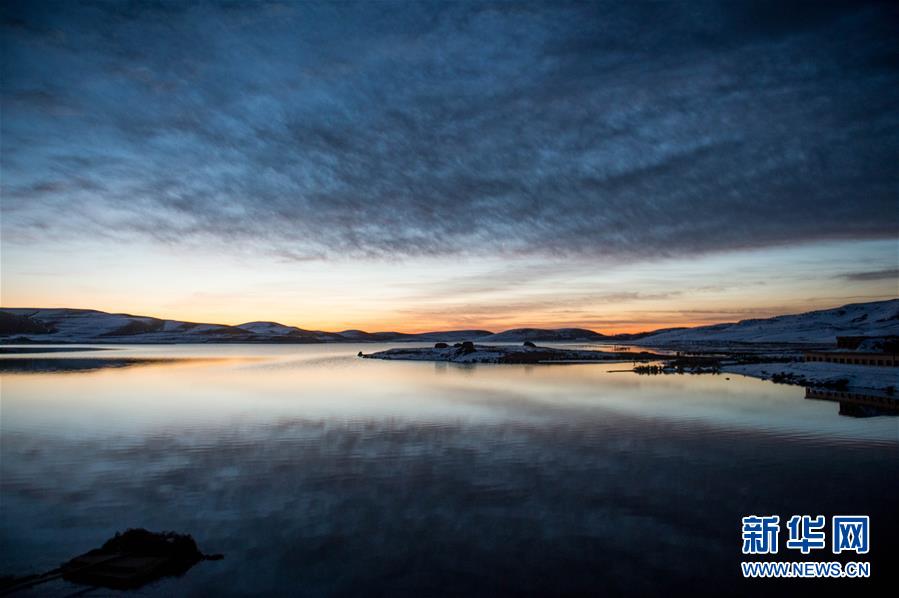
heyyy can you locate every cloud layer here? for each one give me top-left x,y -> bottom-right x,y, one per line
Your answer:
2,0 -> 897,261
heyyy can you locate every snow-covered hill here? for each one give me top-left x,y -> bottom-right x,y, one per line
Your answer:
641,299 -> 899,344
3,299 -> 897,345
235,321 -> 343,342
0,308 -> 491,344
1,308 -> 263,343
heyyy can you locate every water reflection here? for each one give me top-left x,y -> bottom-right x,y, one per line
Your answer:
805,387 -> 899,418
1,345 -> 898,595
0,346 -> 112,354
0,357 -> 205,374
3,345 -> 896,441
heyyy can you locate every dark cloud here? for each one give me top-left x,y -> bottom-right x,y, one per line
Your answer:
840,268 -> 899,282
1,0 -> 897,260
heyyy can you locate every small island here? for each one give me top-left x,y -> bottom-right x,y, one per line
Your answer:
358,341 -> 664,364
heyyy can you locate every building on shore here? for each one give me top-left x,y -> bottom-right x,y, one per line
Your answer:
804,336 -> 898,367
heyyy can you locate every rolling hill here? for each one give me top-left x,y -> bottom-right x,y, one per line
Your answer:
639,299 -> 899,344
1,299 -> 897,345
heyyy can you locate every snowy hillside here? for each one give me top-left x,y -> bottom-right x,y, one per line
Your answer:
0,308 -> 491,344
3,299 -> 897,345
1,308 -> 265,343
235,321 -> 343,342
641,299 -> 899,344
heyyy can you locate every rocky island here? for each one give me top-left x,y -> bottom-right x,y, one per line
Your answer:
359,341 -> 663,364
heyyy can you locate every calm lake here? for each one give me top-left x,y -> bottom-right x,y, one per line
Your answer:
1,344 -> 897,595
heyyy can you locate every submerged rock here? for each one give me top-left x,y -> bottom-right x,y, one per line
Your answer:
61,529 -> 222,590
0,529 -> 222,594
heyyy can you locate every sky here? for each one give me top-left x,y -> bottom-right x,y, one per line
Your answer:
1,0 -> 897,333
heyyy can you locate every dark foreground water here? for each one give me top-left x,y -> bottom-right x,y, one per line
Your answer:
1,344 -> 897,596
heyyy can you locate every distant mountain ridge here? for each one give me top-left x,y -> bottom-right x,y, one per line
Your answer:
0,308 -> 494,344
1,299 -> 897,344
479,328 -> 607,342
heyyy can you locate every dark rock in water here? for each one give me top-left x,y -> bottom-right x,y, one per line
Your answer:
459,341 -> 475,354
60,529 -> 221,590
453,342 -> 462,348
357,351 -> 363,357
434,342 -> 448,348
523,341 -> 536,348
